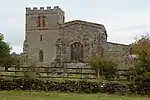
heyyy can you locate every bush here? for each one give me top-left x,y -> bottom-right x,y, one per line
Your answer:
130,51 -> 150,95
126,67 -> 135,81
134,72 -> 150,95
0,78 -> 149,95
131,34 -> 150,95
0,33 -> 11,66
89,56 -> 118,80
0,78 -> 131,94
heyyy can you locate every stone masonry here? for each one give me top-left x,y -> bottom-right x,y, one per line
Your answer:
23,6 -> 131,67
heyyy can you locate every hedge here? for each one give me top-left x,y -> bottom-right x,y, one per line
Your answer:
0,78 -> 149,95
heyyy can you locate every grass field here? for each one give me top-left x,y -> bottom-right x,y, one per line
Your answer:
0,91 -> 149,100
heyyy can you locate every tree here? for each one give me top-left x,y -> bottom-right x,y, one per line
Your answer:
131,33 -> 150,94
5,52 -> 20,66
0,33 -> 11,66
89,56 -> 118,80
131,33 -> 150,72
131,34 -> 150,55
131,33 -> 150,74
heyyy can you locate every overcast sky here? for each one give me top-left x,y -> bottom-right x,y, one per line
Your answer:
0,0 -> 150,53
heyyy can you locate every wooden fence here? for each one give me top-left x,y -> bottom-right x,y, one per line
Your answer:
0,66 -> 130,81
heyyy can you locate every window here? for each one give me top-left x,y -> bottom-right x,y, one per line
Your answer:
40,35 -> 43,42
39,50 -> 44,62
71,42 -> 83,62
37,16 -> 41,27
42,16 -> 46,27
37,15 -> 46,28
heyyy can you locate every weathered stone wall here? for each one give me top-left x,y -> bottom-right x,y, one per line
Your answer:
26,6 -> 64,29
104,42 -> 130,58
26,29 -> 59,63
102,42 -> 131,69
58,20 -> 107,62
24,6 -> 64,65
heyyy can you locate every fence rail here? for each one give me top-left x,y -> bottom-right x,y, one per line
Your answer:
0,66 -> 130,81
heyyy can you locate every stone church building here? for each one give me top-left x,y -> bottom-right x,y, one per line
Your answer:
23,6 -> 131,66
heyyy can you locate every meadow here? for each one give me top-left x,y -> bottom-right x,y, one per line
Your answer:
0,91 -> 149,100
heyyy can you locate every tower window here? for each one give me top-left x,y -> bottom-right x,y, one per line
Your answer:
37,15 -> 46,28
37,16 -> 41,27
39,50 -> 44,62
40,35 -> 43,42
42,16 -> 46,27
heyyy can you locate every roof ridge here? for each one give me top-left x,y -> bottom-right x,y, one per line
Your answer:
59,20 -> 105,29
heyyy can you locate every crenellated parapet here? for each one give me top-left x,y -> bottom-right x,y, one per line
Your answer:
26,6 -> 64,16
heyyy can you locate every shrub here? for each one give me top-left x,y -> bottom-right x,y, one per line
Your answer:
134,72 -> 150,95
89,56 -> 118,80
130,34 -> 150,94
126,67 -> 135,81
0,33 -> 11,67
130,51 -> 150,95
0,78 -> 150,95
0,78 -> 131,94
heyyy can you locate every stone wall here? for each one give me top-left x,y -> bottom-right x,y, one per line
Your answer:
57,20 -> 107,62
104,42 -> 131,58
24,6 -> 65,64
104,42 -> 131,69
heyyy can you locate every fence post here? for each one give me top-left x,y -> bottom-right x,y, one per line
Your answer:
63,63 -> 66,79
46,67 -> 50,76
14,65 -> 17,77
81,66 -> 83,79
97,69 -> 100,79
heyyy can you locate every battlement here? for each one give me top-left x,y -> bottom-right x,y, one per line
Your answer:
26,6 -> 64,15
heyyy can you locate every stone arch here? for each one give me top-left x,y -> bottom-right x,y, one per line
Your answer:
39,50 -> 44,62
70,42 -> 83,62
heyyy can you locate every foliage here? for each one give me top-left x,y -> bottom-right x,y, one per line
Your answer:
0,78 -> 150,95
131,51 -> 150,95
134,72 -> 150,95
89,56 -> 118,80
130,34 -> 150,94
6,55 -> 20,66
131,34 -> 150,55
126,67 -> 135,81
0,78 -> 132,95
0,33 -> 11,66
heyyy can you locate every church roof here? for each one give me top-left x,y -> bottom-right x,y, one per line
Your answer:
107,42 -> 129,46
59,20 -> 106,30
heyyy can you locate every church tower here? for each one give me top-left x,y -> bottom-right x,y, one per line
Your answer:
23,6 -> 65,65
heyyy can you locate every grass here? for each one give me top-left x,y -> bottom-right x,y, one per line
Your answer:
0,91 -> 149,100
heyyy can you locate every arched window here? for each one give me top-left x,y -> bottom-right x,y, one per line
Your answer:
39,50 -> 44,62
71,42 -> 83,62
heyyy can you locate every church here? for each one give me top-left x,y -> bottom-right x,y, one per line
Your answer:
23,6 -> 131,66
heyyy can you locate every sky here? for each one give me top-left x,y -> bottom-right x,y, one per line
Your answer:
0,0 -> 150,54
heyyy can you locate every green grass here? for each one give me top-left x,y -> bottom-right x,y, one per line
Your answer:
0,91 -> 149,100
